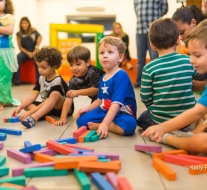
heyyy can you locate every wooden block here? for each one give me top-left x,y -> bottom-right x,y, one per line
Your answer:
74,168 -> 90,190
0,166 -> 9,177
33,147 -> 58,156
177,154 -> 207,163
10,116 -> 20,123
152,158 -> 176,181
91,172 -> 115,190
135,144 -> 162,153
65,144 -> 94,151
189,163 -> 207,175
106,172 -> 118,188
0,143 -> 4,150
3,118 -> 7,123
24,141 -> 32,147
55,137 -> 77,144
98,159 -> 111,162
54,156 -> 98,170
90,134 -> 100,142
12,162 -> 54,177
73,126 -> 87,138
117,177 -> 133,190
0,156 -> 6,166
78,130 -> 91,143
154,149 -> 188,160
84,130 -> 97,142
46,140 -> 78,155
20,186 -> 38,190
20,144 -> 41,153
45,116 -> 56,124
78,161 -> 120,174
34,153 -> 55,163
7,149 -> 32,164
0,128 -> 22,136
163,154 -> 202,166
73,148 -> 93,154
24,167 -> 68,177
82,152 -> 119,161
0,133 -> 6,141
1,182 -> 24,188
0,187 -> 18,190
0,176 -> 26,186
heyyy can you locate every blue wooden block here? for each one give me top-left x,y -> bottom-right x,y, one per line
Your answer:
0,128 -> 22,136
0,133 -> 7,141
73,148 -> 93,154
19,144 -> 41,153
24,141 -> 32,147
10,116 -> 20,123
55,137 -> 77,144
91,172 -> 115,190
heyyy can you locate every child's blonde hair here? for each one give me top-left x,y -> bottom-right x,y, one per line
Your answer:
4,0 -> 14,14
110,22 -> 127,39
184,19 -> 207,49
98,36 -> 126,55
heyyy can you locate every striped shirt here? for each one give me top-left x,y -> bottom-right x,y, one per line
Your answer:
140,52 -> 198,123
134,0 -> 168,34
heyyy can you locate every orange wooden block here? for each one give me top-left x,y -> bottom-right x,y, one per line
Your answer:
117,177 -> 133,190
189,163 -> 207,175
46,140 -> 78,155
45,116 -> 56,124
152,158 -> 176,181
177,154 -> 207,163
1,182 -> 24,188
34,153 -> 56,163
154,149 -> 188,160
78,130 -> 91,143
65,143 -> 94,151
163,154 -> 202,166
73,126 -> 87,138
54,156 -> 98,170
78,161 -> 120,174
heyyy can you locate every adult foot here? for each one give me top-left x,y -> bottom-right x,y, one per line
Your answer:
88,122 -> 100,130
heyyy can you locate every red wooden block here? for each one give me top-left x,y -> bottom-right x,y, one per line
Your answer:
45,116 -> 56,124
152,158 -> 176,181
73,126 -> 87,138
65,143 -> 94,151
163,154 -> 202,166
117,177 -> 133,190
3,118 -> 7,123
135,144 -> 162,153
177,154 -> 207,164
46,140 -> 78,155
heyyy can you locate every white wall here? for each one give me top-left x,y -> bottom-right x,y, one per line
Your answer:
12,0 -> 184,59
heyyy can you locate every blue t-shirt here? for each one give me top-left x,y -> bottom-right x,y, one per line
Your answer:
98,69 -> 137,117
198,86 -> 207,107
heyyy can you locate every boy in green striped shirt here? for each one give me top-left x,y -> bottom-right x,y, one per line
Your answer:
137,18 -> 199,130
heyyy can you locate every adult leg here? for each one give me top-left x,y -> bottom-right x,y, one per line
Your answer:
146,34 -> 158,60
13,52 -> 29,85
135,33 -> 147,86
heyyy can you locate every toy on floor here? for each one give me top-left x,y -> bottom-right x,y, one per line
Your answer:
45,116 -> 56,124
4,116 -> 20,123
135,144 -> 162,153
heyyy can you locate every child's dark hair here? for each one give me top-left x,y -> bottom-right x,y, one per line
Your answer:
98,36 -> 126,54
184,20 -> 207,50
67,45 -> 90,64
34,46 -> 62,69
148,18 -> 179,49
172,5 -> 207,25
4,0 -> 14,14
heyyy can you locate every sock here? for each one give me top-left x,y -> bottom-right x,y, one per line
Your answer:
21,116 -> 36,128
149,133 -> 170,145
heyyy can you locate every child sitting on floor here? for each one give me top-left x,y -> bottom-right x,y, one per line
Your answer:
11,46 -> 73,128
76,36 -> 137,139
55,45 -> 105,126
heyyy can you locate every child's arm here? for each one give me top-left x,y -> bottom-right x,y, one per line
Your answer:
142,103 -> 207,142
11,91 -> 39,117
0,25 -> 13,35
97,103 -> 120,139
55,98 -> 73,126
67,87 -> 98,98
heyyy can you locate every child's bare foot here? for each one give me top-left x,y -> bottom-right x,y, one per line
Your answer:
54,118 -> 67,126
192,120 -> 207,133
88,122 -> 100,130
0,102 -> 3,111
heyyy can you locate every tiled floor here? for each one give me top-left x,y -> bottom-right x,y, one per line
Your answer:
0,85 -> 206,190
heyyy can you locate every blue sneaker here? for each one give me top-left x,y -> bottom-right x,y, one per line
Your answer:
21,116 -> 36,128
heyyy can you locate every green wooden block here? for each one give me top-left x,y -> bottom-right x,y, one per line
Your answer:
0,176 -> 26,186
90,134 -> 100,142
24,167 -> 69,177
0,187 -> 18,190
41,144 -> 46,148
74,168 -> 90,190
0,166 -> 9,176
0,156 -> 6,166
7,118 -> 12,122
98,158 -> 111,162
84,130 -> 97,142
59,142 -> 67,145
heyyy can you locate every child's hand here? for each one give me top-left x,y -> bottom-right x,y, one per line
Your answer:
97,122 -> 108,139
54,118 -> 67,126
11,107 -> 21,117
141,125 -> 165,143
76,107 -> 89,119
19,111 -> 31,121
66,90 -> 79,98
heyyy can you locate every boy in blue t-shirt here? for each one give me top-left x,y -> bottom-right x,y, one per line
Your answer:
76,36 -> 137,139
142,20 -> 207,154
